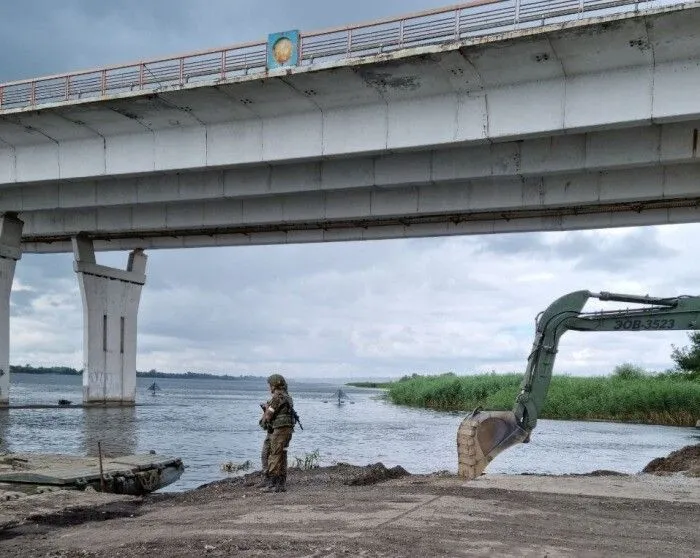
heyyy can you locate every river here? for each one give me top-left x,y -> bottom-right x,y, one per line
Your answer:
1,373 -> 697,492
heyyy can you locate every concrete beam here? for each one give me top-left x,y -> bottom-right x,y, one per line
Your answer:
73,236 -> 146,405
14,160 -> 700,242
1,123 -> 697,216
20,200 -> 700,253
13,158 -> 700,253
0,214 -> 22,404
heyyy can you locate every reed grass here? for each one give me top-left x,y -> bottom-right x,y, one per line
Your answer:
386,373 -> 700,426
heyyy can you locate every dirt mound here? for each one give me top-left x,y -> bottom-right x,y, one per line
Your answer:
162,462 -> 412,506
343,463 -> 410,486
568,470 -> 629,477
642,444 -> 700,477
519,470 -> 629,477
279,462 -> 410,487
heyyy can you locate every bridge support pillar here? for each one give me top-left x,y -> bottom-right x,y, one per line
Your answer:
73,236 -> 147,405
0,215 -> 23,406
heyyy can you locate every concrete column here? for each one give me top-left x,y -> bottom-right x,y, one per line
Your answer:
73,236 -> 147,405
0,215 -> 23,406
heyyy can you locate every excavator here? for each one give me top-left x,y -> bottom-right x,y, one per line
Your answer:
457,289 -> 700,480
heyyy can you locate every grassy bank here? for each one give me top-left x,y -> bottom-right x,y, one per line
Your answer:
381,373 -> 700,426
346,381 -> 393,389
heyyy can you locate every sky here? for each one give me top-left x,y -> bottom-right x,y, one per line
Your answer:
3,0 -> 699,380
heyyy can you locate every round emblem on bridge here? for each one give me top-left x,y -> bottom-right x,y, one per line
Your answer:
272,37 -> 294,65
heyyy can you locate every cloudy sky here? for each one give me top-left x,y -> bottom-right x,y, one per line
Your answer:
3,1 -> 698,380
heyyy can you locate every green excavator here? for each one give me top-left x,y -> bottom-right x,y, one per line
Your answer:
457,290 -> 700,479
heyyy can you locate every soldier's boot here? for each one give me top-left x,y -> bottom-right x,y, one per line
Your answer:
261,476 -> 279,493
275,474 -> 287,493
256,473 -> 273,489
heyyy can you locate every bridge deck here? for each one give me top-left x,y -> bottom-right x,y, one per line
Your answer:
0,0 -> 677,113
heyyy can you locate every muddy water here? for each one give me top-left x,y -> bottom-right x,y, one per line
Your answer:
1,373 -> 697,491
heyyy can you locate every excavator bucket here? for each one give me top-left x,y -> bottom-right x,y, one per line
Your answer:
456,409 -> 529,480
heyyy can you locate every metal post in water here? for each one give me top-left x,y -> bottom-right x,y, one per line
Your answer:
98,440 -> 105,492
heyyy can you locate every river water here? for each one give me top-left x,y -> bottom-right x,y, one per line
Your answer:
1,373 -> 697,492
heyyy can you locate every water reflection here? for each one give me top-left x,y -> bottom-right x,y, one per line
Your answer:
82,407 -> 138,457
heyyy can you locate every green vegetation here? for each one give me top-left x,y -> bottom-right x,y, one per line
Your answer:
346,381 -> 392,389
10,364 -> 262,381
670,331 -> 700,380
353,335 -> 700,426
611,362 -> 647,380
293,449 -> 321,470
137,369 -> 261,380
348,373 -> 429,389
384,371 -> 699,426
10,365 -> 80,376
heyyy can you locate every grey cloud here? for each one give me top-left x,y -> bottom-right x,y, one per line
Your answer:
476,233 -> 549,255
135,240 -> 402,290
132,237 -> 507,373
15,254 -> 74,284
11,254 -> 76,317
7,219 -> 694,379
477,228 -> 677,272
565,229 -> 677,272
9,291 -> 38,317
0,0 -> 453,82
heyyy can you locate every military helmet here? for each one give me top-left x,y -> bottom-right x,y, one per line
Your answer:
267,373 -> 287,389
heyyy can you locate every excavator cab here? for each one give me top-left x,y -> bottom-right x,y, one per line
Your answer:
457,409 -> 529,479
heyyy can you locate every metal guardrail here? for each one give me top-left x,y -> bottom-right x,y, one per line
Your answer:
0,0 -> 662,111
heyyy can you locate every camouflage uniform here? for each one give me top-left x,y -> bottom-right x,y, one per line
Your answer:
259,374 -> 294,492
260,432 -> 271,472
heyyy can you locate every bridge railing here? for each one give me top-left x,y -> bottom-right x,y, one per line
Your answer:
0,0 -> 661,111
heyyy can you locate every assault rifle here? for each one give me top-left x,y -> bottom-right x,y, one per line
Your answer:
259,402 -> 304,430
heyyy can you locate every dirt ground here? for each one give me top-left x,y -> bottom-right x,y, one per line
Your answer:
1,452 -> 699,558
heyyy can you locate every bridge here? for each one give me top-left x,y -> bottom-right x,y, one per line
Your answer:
1,0 -> 699,405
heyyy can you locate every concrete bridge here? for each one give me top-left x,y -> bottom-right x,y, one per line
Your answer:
1,0 -> 699,405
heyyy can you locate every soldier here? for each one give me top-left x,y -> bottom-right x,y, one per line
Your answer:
258,373 -> 294,492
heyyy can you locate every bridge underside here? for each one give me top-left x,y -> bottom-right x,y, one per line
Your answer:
11,121 -> 700,252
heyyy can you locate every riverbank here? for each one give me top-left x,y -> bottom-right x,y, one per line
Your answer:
1,455 -> 698,558
351,373 -> 700,426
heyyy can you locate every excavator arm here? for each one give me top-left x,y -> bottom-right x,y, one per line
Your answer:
457,290 -> 700,480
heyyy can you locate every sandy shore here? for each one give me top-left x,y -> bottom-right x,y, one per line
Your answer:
0,462 -> 698,558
